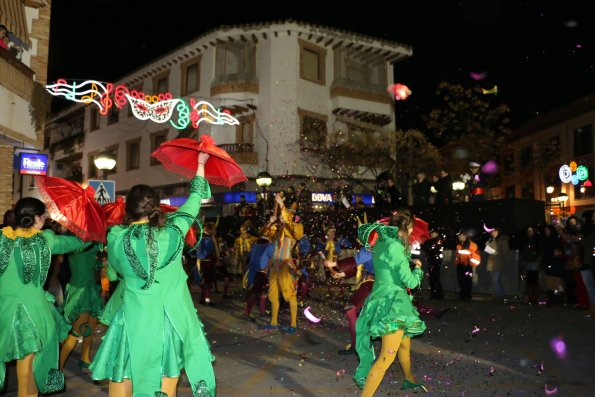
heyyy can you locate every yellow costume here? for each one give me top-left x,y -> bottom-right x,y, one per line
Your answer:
268,206 -> 303,330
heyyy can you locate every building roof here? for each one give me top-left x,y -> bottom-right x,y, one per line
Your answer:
511,93 -> 595,141
119,19 -> 412,86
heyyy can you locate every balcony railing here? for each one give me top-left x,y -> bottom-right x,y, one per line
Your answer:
217,143 -> 258,165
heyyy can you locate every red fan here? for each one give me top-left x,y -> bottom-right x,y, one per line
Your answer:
103,196 -> 126,227
102,198 -> 197,246
410,217 -> 430,245
34,176 -> 106,243
151,135 -> 247,187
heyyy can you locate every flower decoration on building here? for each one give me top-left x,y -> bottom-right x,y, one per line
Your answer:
45,79 -> 240,129
559,161 -> 589,185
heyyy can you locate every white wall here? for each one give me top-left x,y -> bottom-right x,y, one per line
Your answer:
0,86 -> 36,141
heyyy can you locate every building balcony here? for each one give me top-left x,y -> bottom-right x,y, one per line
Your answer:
0,47 -> 34,101
330,78 -> 393,105
218,143 -> 258,165
50,133 -> 85,160
211,73 -> 259,96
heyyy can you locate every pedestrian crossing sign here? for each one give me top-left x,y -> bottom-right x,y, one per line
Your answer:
88,179 -> 116,205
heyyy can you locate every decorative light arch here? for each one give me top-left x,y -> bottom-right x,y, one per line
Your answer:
45,79 -> 240,129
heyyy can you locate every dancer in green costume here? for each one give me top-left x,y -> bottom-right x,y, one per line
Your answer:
90,152 -> 216,397
354,210 -> 427,396
59,242 -> 104,369
0,197 -> 88,397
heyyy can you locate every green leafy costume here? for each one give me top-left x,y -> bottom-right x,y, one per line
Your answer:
0,227 -> 86,393
90,176 -> 216,397
62,242 -> 103,323
353,223 -> 426,388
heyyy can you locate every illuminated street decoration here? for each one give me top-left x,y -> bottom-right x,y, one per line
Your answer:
559,161 -> 589,185
46,79 -> 240,129
386,83 -> 411,100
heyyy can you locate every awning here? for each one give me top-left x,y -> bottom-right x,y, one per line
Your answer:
0,0 -> 30,48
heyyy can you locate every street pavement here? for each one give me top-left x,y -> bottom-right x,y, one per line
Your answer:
2,285 -> 594,397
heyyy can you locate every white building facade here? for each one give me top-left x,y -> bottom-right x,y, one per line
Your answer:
68,20 -> 411,203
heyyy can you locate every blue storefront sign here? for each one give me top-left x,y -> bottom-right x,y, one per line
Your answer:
19,153 -> 48,175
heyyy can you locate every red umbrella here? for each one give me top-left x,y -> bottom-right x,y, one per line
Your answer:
151,135 -> 247,187
103,196 -> 126,227
410,217 -> 431,245
34,176 -> 106,243
376,215 -> 430,246
102,198 -> 197,246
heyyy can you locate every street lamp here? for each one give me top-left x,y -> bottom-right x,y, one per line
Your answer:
256,171 -> 273,220
94,151 -> 116,180
452,179 -> 466,202
546,186 -> 555,194
557,192 -> 569,219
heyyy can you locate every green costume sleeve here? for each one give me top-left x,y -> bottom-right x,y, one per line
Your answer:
106,262 -> 118,281
171,176 -> 211,235
41,230 -> 89,254
389,241 -> 423,289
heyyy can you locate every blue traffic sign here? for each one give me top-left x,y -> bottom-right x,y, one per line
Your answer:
88,179 -> 116,205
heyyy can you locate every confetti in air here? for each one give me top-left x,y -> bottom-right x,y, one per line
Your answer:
469,71 -> 488,81
304,306 -> 321,323
549,336 -> 567,359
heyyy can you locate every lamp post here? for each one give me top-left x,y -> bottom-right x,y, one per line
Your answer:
452,179 -> 466,202
557,192 -> 568,219
94,151 -> 116,181
256,171 -> 273,221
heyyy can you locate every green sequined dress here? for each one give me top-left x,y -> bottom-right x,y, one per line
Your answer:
62,243 -> 103,323
90,176 -> 216,397
353,224 -> 426,389
0,228 -> 87,393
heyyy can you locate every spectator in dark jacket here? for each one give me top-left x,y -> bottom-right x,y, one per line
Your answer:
434,170 -> 453,205
412,172 -> 431,207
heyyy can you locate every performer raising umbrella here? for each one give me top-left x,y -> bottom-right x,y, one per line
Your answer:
90,152 -> 216,397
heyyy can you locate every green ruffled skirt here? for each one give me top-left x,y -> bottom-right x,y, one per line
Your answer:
0,292 -> 71,393
63,282 -> 103,323
353,285 -> 426,389
90,308 -> 216,396
98,282 -> 124,326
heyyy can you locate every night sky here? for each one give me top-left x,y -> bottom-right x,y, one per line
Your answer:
48,0 -> 595,129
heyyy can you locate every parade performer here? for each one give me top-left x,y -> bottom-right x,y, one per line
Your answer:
325,245 -> 374,355
0,197 -> 88,396
261,194 -> 303,334
192,221 -> 221,305
59,242 -> 104,369
354,210 -> 427,395
456,230 -> 480,300
233,221 -> 257,278
90,153 -> 216,397
244,225 -> 274,321
296,236 -> 313,303
320,224 -> 344,297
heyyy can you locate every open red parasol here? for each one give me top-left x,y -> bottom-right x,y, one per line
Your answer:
102,199 -> 197,246
410,217 -> 430,245
103,196 -> 126,227
151,135 -> 247,187
34,176 -> 107,243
